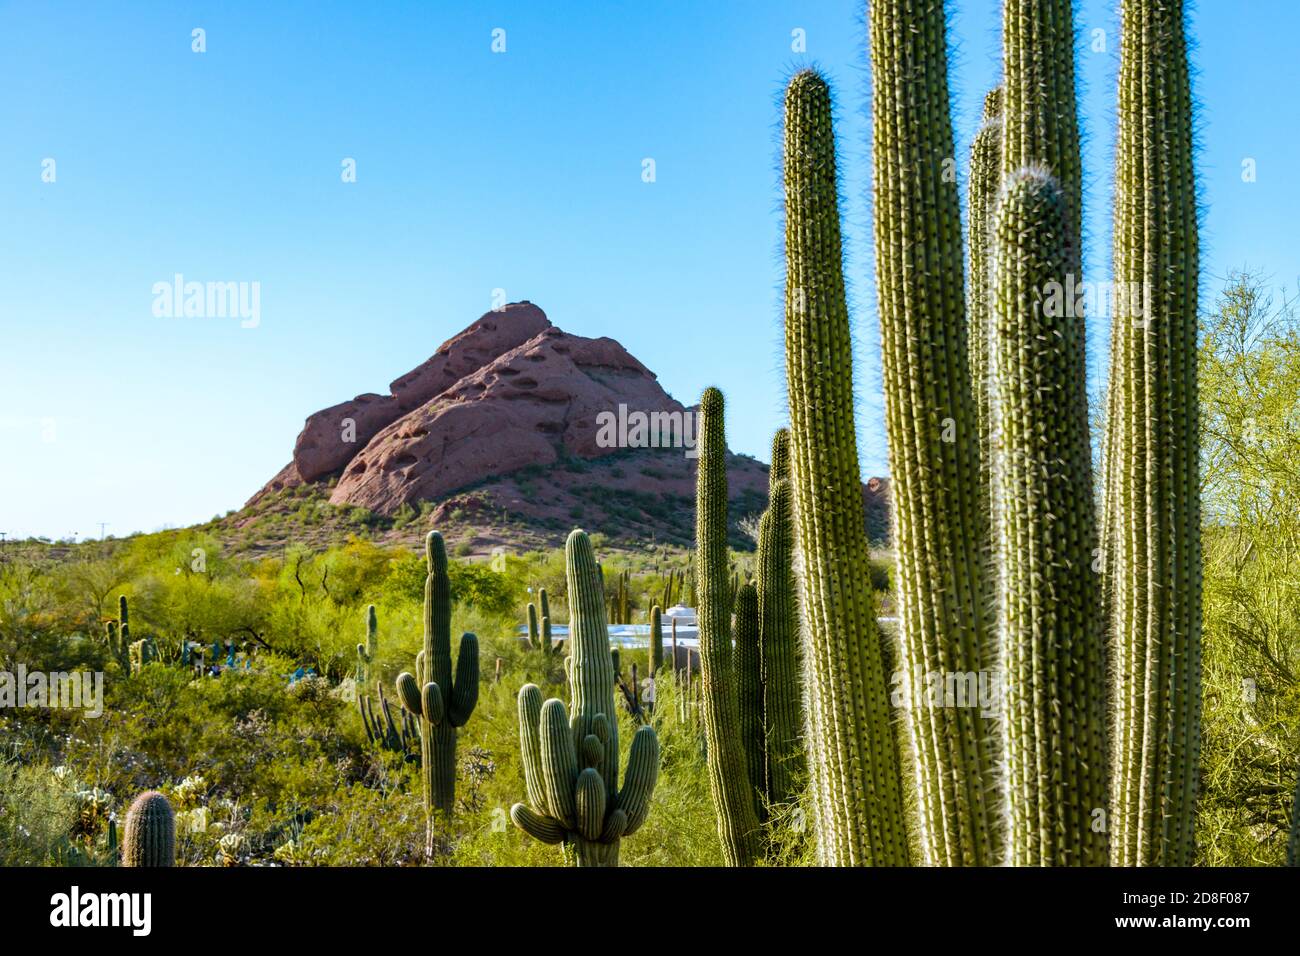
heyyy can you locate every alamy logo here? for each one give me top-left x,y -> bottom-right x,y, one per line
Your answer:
0,666 -> 103,717
50,886 -> 151,936
152,273 -> 261,328
595,403 -> 699,459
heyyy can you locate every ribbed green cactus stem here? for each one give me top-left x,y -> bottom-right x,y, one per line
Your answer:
969,88 -> 1004,573
696,387 -> 763,865
1001,0 -> 1081,246
511,530 -> 660,866
527,601 -> 540,649
539,587 -> 553,648
867,0 -> 996,865
769,427 -> 790,484
992,166 -> 1107,866
121,791 -> 175,867
649,605 -> 664,674
783,66 -> 908,866
395,531 -> 479,853
1105,0 -> 1201,868
757,476 -> 803,805
733,582 -> 766,818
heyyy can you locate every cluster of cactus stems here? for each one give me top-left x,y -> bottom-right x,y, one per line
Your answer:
525,587 -> 561,653
121,791 -> 175,867
103,595 -> 131,672
782,67 -> 909,867
511,529 -> 660,866
359,680 -> 419,759
356,604 -> 378,687
395,531 -> 479,855
608,569 -> 632,625
658,568 -> 684,609
694,387 -> 764,865
1103,0 -> 1202,868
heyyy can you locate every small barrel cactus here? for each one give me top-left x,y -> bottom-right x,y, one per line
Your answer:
121,791 -> 176,867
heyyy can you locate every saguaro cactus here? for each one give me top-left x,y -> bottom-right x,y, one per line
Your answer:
511,530 -> 660,867
395,531 -> 479,852
783,67 -> 908,866
695,387 -> 764,865
991,167 -> 1107,867
356,604 -> 378,686
121,791 -> 175,867
1105,0 -> 1201,868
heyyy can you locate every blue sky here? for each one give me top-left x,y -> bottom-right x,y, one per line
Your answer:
2,0 -> 1296,540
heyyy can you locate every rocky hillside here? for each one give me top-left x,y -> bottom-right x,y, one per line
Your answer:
239,302 -> 889,552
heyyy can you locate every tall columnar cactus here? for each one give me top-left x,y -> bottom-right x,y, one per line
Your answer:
968,87 -> 1004,558
121,791 -> 175,867
648,605 -> 664,674
539,587 -> 552,647
866,0 -> 995,865
733,582 -> 766,819
756,456 -> 803,805
511,530 -> 660,867
395,531 -> 479,852
1105,0 -> 1201,868
526,601 -> 541,647
356,604 -> 378,686
1288,772 -> 1300,867
695,387 -> 763,865
783,67 -> 908,867
991,167 -> 1107,867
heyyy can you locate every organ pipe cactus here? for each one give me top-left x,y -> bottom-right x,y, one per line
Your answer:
121,791 -> 175,867
867,1 -> 997,867
356,604 -> 378,686
696,386 -> 763,865
1104,0 -> 1201,868
756,431 -> 803,806
991,167 -> 1107,866
784,66 -> 909,866
395,531 -> 479,852
511,529 -> 660,866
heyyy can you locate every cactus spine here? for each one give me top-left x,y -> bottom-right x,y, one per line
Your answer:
696,387 -> 763,865
356,604 -> 378,686
121,791 -> 175,867
1104,0 -> 1201,867
756,430 -> 803,805
783,67 -> 908,866
511,529 -> 660,866
991,167 -> 1106,866
395,531 -> 479,852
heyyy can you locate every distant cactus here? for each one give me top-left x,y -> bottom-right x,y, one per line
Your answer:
121,791 -> 175,867
356,604 -> 378,686
511,530 -> 660,866
395,531 -> 479,854
1288,772 -> 1300,867
696,387 -> 763,865
359,680 -> 418,759
526,588 -> 560,653
648,605 -> 664,674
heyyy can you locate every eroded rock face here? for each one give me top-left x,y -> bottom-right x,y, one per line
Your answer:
328,326 -> 687,512
286,302 -> 551,484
